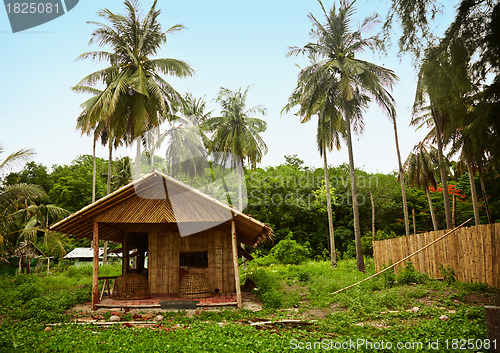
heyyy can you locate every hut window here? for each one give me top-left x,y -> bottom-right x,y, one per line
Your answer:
180,251 -> 208,268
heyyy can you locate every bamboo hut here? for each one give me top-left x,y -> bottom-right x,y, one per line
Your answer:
50,171 -> 272,309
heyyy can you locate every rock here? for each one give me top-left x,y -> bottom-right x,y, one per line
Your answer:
217,322 -> 225,327
109,315 -> 121,322
411,307 -> 420,313
154,315 -> 164,322
448,309 -> 456,314
44,327 -> 52,332
439,315 -> 449,321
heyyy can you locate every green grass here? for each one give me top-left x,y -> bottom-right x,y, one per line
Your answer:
0,259 -> 497,352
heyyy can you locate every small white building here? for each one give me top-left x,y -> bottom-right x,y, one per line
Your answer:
64,248 -> 120,266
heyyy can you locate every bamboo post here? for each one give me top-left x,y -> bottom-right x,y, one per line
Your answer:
231,218 -> 242,308
332,218 -> 471,295
122,232 -> 128,274
92,222 -> 99,310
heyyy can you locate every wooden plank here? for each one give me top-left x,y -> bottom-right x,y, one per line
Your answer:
92,222 -> 99,310
173,232 -> 180,293
223,231 -> 230,292
122,232 -> 128,274
231,218 -> 242,308
149,232 -> 157,293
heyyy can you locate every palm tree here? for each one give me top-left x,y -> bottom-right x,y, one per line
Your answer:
75,0 -> 193,178
0,148 -> 69,261
392,117 -> 411,237
413,46 -> 455,229
204,87 -> 268,211
282,55 -> 350,268
158,94 -> 211,184
404,141 -> 439,231
112,157 -> 132,189
452,144 -> 481,226
288,0 -> 398,272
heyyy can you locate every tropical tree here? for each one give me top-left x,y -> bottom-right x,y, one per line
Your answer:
74,0 -> 193,179
391,117 -> 411,237
158,94 -> 211,184
404,141 -> 439,231
0,148 -> 68,261
282,54 -> 349,268
412,46 -> 454,229
288,0 -> 398,272
112,157 -> 132,189
204,87 -> 268,211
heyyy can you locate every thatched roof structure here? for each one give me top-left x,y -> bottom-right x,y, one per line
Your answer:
50,171 -> 272,246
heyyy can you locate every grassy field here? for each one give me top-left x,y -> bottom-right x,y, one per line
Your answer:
0,259 -> 498,352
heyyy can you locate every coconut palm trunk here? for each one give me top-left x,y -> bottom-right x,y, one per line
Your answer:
477,163 -> 492,223
135,137 -> 141,179
92,134 -> 97,203
433,111 -> 453,229
344,109 -> 365,272
323,146 -> 337,268
237,160 -> 243,212
103,142 -> 113,265
370,192 -> 375,240
425,187 -> 438,231
466,157 -> 480,225
393,118 -> 410,236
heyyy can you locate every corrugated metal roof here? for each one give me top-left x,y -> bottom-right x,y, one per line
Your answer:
64,248 -> 119,259
50,171 -> 272,246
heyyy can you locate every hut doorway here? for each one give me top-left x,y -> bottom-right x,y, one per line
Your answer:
123,232 -> 148,276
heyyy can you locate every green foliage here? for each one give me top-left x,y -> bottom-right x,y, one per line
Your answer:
0,258 -> 494,352
439,263 -> 457,284
250,268 -> 283,309
396,262 -> 429,284
381,263 -> 396,288
268,235 -> 310,265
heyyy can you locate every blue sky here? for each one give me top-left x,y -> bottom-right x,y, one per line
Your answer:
0,0 -> 456,174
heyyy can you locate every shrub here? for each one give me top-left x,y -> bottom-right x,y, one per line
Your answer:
439,264 -> 457,284
269,237 -> 310,265
381,263 -> 396,288
396,262 -> 429,284
250,268 -> 284,309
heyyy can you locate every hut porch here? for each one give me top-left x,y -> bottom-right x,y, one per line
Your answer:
95,293 -> 238,309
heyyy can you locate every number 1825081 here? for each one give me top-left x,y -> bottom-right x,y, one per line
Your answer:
5,2 -> 61,14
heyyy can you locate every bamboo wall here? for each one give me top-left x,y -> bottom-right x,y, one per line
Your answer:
148,225 -> 235,294
373,223 -> 500,288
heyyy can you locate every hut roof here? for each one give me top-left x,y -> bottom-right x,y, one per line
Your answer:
15,242 -> 46,258
50,170 -> 272,246
63,248 -> 120,259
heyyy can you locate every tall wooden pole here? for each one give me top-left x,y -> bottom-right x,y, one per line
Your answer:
370,192 -> 376,240
122,232 -> 128,275
412,209 -> 417,234
92,222 -> 99,310
231,218 -> 242,308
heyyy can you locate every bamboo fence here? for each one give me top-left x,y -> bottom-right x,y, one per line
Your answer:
373,223 -> 500,288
